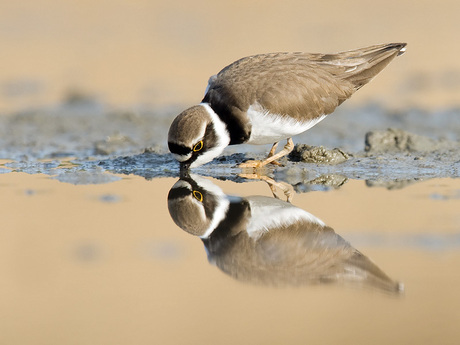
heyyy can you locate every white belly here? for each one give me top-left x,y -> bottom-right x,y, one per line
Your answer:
246,104 -> 327,145
246,196 -> 326,239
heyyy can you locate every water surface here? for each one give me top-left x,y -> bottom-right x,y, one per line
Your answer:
1,171 -> 459,344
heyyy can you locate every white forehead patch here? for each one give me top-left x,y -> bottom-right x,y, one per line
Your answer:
172,152 -> 192,162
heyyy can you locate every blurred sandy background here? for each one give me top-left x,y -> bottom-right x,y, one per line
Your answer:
1,0 -> 460,113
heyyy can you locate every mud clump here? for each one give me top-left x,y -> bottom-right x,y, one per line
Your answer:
289,144 -> 350,165
365,128 -> 457,153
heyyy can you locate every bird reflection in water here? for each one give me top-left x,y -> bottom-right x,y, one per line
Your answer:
167,174 -> 403,294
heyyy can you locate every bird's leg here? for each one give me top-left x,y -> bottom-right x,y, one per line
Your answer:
267,141 -> 279,157
239,138 -> 294,169
239,173 -> 295,202
266,142 -> 284,166
265,138 -> 295,165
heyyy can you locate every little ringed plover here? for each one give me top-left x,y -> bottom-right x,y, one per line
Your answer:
168,43 -> 407,169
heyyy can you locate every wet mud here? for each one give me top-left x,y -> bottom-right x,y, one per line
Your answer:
0,101 -> 459,188
365,128 -> 459,153
289,144 -> 350,165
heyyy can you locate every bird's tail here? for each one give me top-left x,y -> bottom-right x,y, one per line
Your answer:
317,43 -> 407,90
342,43 -> 407,89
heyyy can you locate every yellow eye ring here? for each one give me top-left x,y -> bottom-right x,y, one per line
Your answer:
192,190 -> 203,202
193,140 -> 204,152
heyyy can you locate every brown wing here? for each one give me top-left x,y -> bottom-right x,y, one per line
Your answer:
213,219 -> 401,291
205,43 -> 406,122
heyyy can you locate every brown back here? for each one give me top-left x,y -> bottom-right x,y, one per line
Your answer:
205,43 -> 406,121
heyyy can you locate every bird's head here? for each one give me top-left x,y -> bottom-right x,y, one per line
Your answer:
167,173 -> 235,238
168,104 -> 230,169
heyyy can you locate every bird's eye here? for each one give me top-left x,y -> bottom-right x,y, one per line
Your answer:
192,190 -> 203,202
193,140 -> 204,152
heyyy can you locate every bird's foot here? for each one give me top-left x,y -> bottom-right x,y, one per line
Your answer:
239,173 -> 295,202
238,159 -> 283,169
239,138 -> 293,169
238,160 -> 264,169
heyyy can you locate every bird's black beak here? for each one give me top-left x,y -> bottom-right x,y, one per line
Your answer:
180,162 -> 191,177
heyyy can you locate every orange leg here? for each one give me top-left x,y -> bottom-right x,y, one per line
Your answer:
239,173 -> 295,202
239,138 -> 294,169
266,142 -> 284,166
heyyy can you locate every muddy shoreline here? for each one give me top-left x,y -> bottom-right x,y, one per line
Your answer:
0,102 -> 459,188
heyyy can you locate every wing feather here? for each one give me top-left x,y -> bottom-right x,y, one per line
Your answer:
205,43 -> 406,121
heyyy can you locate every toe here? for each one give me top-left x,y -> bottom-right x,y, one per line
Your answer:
269,160 -> 284,167
238,160 -> 262,168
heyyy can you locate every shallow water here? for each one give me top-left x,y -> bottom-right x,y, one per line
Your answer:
1,170 -> 459,344
0,100 -> 458,344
